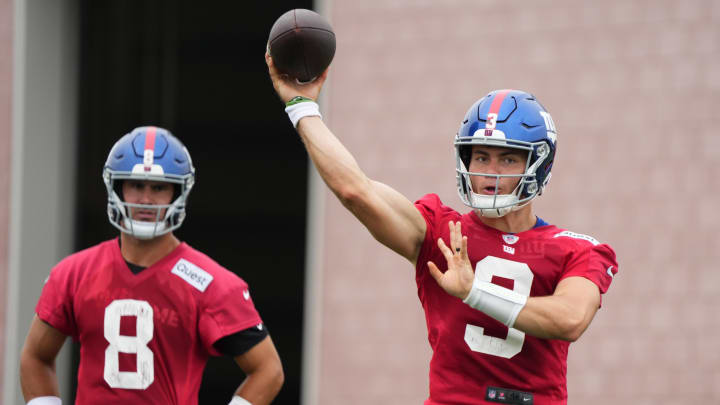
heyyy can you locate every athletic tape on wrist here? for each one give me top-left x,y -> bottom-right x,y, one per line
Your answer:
463,278 -> 528,328
27,396 -> 62,405
228,396 -> 252,405
285,101 -> 321,128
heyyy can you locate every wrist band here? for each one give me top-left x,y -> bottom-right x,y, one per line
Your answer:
463,278 -> 528,328
285,100 -> 322,128
228,396 -> 252,405
27,397 -> 62,405
285,96 -> 314,106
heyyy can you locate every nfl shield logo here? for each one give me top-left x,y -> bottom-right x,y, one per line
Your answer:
488,389 -> 496,399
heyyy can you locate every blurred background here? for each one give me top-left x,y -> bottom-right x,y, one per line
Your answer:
1,0 -> 719,404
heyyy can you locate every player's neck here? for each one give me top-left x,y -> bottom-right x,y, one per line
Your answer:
474,203 -> 536,234
120,232 -> 181,268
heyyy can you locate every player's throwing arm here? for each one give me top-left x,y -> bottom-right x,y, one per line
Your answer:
265,10 -> 426,264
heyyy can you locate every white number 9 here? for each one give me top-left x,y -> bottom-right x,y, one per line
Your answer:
464,256 -> 533,358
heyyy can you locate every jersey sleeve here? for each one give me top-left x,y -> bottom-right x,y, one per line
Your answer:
35,261 -> 78,339
213,324 -> 269,357
560,242 -> 618,295
198,271 -> 263,356
414,193 -> 450,268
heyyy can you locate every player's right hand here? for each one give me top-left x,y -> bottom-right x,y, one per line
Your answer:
265,50 -> 328,104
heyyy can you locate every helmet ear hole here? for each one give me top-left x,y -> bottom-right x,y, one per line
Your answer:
113,180 -> 124,202
459,145 -> 472,170
172,184 -> 182,201
108,205 -> 119,222
171,210 -> 185,226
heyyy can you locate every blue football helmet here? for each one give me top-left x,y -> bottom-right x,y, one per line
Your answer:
103,126 -> 195,239
455,89 -> 557,218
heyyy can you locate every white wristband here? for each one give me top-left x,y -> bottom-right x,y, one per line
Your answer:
463,278 -> 528,328
27,397 -> 62,405
228,396 -> 252,405
285,101 -> 322,128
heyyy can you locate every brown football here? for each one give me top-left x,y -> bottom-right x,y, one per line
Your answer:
268,9 -> 336,83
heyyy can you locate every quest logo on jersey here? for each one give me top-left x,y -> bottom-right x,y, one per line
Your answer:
171,258 -> 214,292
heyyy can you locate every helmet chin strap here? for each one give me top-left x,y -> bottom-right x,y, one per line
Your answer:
470,193 -> 518,218
123,218 -> 167,240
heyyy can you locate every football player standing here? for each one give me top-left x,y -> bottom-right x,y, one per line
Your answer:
266,54 -> 617,405
20,127 -> 283,405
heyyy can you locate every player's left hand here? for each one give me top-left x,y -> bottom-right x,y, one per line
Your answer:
428,221 -> 475,300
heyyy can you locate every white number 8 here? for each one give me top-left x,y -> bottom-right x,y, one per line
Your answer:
464,256 -> 533,358
104,299 -> 154,389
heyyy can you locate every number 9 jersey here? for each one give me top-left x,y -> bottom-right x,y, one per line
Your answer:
415,194 -> 618,405
35,239 -> 264,405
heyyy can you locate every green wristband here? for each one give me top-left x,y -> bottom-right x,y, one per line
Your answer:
285,96 -> 315,107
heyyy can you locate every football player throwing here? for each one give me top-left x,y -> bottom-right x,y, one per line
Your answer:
266,54 -> 618,405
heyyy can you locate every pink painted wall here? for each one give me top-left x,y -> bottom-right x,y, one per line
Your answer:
317,0 -> 720,404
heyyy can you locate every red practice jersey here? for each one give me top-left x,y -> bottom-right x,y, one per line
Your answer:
36,239 -> 263,405
415,194 -> 618,405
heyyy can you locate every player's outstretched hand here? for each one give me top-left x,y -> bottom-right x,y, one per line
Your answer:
428,221 -> 475,300
265,51 -> 328,104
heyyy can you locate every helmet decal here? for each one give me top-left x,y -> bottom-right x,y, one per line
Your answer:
483,89 -> 510,136
538,111 -> 557,144
142,126 -> 157,172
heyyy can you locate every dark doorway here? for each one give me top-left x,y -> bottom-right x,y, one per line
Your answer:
75,1 -> 310,404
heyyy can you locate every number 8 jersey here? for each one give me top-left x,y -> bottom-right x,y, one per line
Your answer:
415,194 -> 618,405
35,239 -> 264,405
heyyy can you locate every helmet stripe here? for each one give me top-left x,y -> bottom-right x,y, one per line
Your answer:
484,89 -> 511,135
143,127 -> 157,171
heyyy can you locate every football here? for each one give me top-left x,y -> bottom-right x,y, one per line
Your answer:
267,9 -> 336,83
